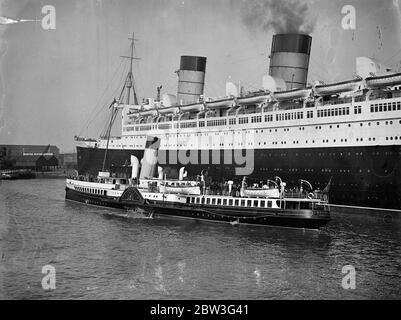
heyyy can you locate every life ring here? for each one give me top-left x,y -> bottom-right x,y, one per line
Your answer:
308,193 -> 314,199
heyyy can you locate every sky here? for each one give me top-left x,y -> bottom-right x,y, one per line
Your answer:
0,0 -> 400,152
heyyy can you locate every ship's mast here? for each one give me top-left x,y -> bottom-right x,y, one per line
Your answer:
121,32 -> 140,105
101,33 -> 140,173
101,99 -> 119,172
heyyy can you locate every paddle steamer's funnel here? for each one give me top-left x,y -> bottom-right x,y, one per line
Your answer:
177,56 -> 207,105
269,34 -> 312,90
139,136 -> 160,179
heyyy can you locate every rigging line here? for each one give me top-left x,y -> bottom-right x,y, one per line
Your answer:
248,77 -> 263,91
206,80 -> 224,98
203,76 -> 223,98
308,58 -> 331,82
83,65 -> 129,135
85,58 -> 125,117
84,72 -> 127,134
78,58 -> 126,135
79,40 -> 133,133
382,47 -> 401,66
240,61 -> 269,90
222,53 -> 266,66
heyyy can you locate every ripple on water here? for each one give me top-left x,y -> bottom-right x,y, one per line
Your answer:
0,179 -> 400,299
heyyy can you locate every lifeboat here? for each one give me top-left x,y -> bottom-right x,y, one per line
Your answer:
365,72 -> 401,88
127,111 -> 140,118
315,79 -> 362,96
179,103 -> 204,113
159,181 -> 201,195
242,187 -> 280,199
274,88 -> 312,101
157,106 -> 179,115
206,97 -> 234,109
237,92 -> 270,105
137,109 -> 158,117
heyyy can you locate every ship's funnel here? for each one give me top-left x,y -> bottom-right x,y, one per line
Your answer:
157,166 -> 163,179
177,56 -> 207,105
139,136 -> 161,179
269,34 -> 312,90
179,167 -> 187,181
130,155 -> 140,179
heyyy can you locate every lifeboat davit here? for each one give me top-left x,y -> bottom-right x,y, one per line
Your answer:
365,73 -> 401,88
274,88 -> 312,101
315,79 -> 362,96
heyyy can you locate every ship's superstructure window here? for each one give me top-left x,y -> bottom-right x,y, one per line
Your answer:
229,118 -> 236,125
370,101 -> 401,113
251,116 -> 262,123
307,111 -> 313,118
239,117 -> 249,124
317,107 -> 349,117
275,111 -> 304,121
207,119 -> 227,127
139,125 -> 152,131
354,106 -> 362,114
180,121 -> 197,129
265,114 -> 273,122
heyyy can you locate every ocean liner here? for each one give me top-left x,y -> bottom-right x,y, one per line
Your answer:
76,33 -> 401,212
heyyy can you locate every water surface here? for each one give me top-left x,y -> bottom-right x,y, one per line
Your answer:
0,179 -> 400,299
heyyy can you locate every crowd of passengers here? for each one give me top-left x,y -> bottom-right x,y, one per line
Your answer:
68,173 -> 324,199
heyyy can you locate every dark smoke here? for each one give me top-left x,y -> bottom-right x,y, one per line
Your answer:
241,0 -> 315,34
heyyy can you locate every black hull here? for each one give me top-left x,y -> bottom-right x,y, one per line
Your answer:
65,187 -> 330,229
143,202 -> 330,230
65,187 -> 125,210
77,145 -> 401,211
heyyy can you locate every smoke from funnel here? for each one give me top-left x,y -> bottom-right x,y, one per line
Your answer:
241,0 -> 315,34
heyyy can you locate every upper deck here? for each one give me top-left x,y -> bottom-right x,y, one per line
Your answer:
76,74 -> 401,151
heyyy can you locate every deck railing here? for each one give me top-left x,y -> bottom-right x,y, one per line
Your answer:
283,191 -> 327,201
